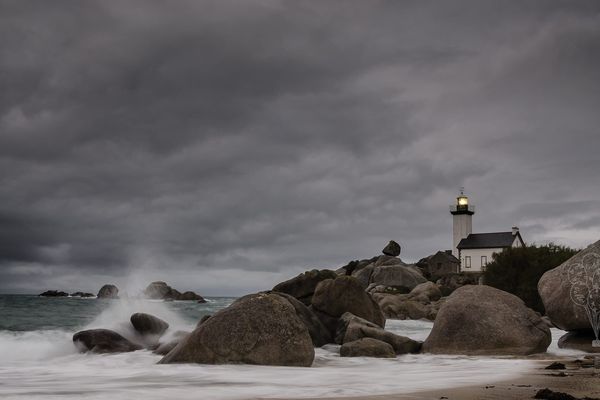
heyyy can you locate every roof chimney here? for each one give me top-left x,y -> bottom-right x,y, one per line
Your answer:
512,226 -> 519,236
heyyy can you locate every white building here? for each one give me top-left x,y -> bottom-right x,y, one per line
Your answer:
450,190 -> 525,272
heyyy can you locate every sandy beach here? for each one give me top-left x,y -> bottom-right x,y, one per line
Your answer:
277,358 -> 599,400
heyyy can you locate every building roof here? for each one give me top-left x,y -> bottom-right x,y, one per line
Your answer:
457,232 -> 522,249
417,250 -> 460,265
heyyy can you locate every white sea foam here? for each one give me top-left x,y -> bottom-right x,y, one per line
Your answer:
83,297 -> 194,343
0,317 -> 556,400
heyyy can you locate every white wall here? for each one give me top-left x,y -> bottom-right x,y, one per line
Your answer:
460,247 -> 503,272
452,214 -> 472,258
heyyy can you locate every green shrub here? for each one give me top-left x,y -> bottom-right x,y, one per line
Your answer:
483,243 -> 578,313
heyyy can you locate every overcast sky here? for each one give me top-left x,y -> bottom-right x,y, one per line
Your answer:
1,1 -> 599,295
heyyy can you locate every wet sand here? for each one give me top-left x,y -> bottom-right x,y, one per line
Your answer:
276,357 -> 600,400
389,358 -> 599,400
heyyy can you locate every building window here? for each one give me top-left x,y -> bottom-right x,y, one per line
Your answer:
481,256 -> 487,267
465,256 -> 471,268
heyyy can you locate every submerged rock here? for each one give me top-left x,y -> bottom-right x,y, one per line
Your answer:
130,313 -> 169,336
97,284 -> 119,299
538,240 -> 600,331
159,292 -> 314,366
340,338 -> 395,358
422,285 -> 551,355
558,330 -> 600,353
272,269 -> 337,305
73,329 -> 142,353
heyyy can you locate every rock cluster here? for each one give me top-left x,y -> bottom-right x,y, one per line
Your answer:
335,312 -> 421,354
39,290 -> 68,297
272,269 -> 337,305
73,312 -> 188,354
372,281 -> 445,321
143,281 -> 206,302
72,239 -> 568,366
538,240 -> 600,353
160,274 -> 420,366
338,254 -> 428,294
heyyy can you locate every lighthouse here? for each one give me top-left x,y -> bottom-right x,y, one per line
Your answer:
450,188 -> 474,258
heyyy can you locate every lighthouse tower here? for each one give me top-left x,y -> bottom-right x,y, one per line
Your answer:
450,189 -> 474,258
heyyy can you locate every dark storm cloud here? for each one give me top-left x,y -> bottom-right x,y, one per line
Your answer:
1,0 -> 599,294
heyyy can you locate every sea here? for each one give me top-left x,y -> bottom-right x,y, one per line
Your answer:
0,294 -> 583,400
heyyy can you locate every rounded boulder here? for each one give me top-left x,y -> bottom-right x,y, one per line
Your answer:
97,284 -> 119,299
422,285 -> 551,355
73,329 -> 142,353
159,292 -> 314,366
130,313 -> 169,336
340,338 -> 395,358
311,276 -> 385,328
538,240 -> 600,331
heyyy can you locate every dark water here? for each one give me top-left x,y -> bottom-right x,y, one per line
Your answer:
0,294 -> 236,331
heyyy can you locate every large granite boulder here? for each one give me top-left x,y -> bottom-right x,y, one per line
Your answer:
159,292 -> 314,366
382,240 -> 401,257
335,312 -> 421,354
538,240 -> 600,331
408,282 -> 442,302
369,265 -> 427,292
340,338 -> 395,358
311,276 -> 385,332
374,294 -> 434,320
143,281 -> 171,299
273,269 -> 337,305
352,264 -> 376,289
557,330 -> 600,353
422,285 -> 551,355
73,329 -> 142,353
97,284 -> 119,299
130,313 -> 169,336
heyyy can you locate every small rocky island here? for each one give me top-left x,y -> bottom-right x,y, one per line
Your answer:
40,281 -> 206,302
